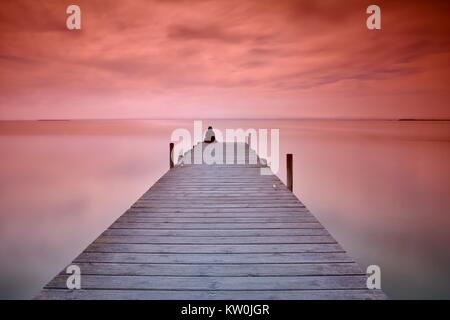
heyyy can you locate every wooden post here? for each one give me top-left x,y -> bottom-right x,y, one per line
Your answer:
247,135 -> 251,165
169,143 -> 174,169
287,154 -> 293,192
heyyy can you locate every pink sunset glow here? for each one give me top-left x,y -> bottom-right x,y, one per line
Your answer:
0,0 -> 449,120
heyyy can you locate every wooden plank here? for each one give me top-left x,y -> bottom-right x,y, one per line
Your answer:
116,217 -> 318,223
51,262 -> 363,277
85,243 -> 344,253
37,289 -> 386,300
94,235 -> 336,244
123,212 -> 314,218
46,275 -> 368,290
74,252 -> 354,264
134,201 -> 304,206
128,206 -> 309,213
126,207 -> 309,213
110,222 -> 323,229
131,204 -> 305,208
102,228 -> 329,237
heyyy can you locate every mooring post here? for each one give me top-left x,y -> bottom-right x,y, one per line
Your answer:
287,154 -> 293,192
169,142 -> 174,169
247,135 -> 252,164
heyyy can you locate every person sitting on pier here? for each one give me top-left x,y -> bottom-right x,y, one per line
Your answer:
204,126 -> 216,143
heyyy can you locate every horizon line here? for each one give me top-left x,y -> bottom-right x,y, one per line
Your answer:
1,117 -> 450,122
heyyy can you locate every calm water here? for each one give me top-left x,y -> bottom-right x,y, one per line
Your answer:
0,120 -> 449,299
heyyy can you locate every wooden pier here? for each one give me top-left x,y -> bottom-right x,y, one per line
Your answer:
37,142 -> 385,299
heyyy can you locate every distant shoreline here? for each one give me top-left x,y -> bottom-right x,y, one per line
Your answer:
397,119 -> 450,122
0,118 -> 448,122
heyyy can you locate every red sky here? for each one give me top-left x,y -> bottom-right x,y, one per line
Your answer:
0,0 -> 449,120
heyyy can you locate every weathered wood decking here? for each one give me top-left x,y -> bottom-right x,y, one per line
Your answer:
37,142 -> 385,299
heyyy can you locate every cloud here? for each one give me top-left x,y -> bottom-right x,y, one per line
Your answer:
168,24 -> 241,42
